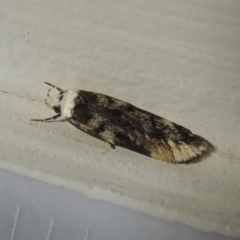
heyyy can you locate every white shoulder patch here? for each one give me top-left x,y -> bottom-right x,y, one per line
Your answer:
60,90 -> 79,119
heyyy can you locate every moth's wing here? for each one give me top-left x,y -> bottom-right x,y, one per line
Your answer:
110,103 -> 209,163
68,117 -> 116,147
67,94 -> 154,158
144,117 -> 210,163
68,91 -> 210,163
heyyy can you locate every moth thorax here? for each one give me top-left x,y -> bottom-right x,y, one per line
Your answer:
59,90 -> 79,119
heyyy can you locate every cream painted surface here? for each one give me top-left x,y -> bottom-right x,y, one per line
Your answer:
0,0 -> 240,237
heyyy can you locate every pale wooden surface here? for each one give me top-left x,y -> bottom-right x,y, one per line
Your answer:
0,0 -> 240,237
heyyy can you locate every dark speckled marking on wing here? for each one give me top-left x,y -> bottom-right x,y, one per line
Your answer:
68,90 -> 210,163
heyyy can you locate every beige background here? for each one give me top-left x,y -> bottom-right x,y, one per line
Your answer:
0,0 -> 240,237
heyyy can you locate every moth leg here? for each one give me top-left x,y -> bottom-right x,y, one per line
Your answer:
44,82 -> 64,92
105,142 -> 116,149
98,129 -> 116,149
101,142 -> 115,156
47,88 -> 51,97
31,114 -> 61,122
45,89 -> 53,109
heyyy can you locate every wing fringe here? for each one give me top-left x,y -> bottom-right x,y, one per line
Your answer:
149,138 -> 208,163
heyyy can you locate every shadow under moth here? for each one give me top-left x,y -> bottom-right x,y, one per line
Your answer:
32,82 -> 212,163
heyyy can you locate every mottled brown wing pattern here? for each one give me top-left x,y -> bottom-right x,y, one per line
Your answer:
68,91 -> 210,163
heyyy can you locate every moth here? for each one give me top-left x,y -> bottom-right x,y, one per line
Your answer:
32,82 -> 211,163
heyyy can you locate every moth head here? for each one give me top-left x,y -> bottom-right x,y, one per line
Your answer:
45,91 -> 79,121
42,82 -> 79,119
45,90 -> 65,115
31,82 -> 79,122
